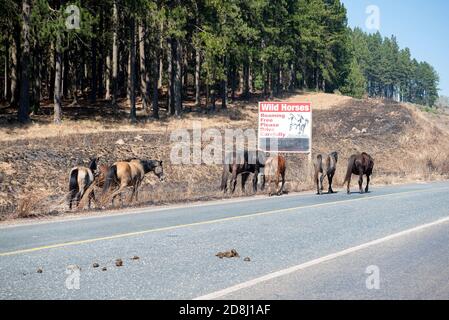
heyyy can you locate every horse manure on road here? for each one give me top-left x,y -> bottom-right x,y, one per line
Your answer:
36,268 -> 43,274
131,256 -> 140,260
244,257 -> 251,262
92,263 -> 100,268
115,259 -> 124,267
216,249 -> 240,259
101,267 -> 107,271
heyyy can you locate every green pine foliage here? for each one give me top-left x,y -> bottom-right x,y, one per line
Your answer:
0,0 -> 441,122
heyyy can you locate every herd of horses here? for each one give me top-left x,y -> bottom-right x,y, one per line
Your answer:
68,158 -> 165,209
68,150 -> 374,210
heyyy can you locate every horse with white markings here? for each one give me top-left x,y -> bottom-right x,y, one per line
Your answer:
68,157 -> 98,209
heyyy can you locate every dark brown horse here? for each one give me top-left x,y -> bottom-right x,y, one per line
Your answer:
68,157 -> 98,209
314,152 -> 338,195
103,159 -> 165,205
220,149 -> 265,194
262,155 -> 286,196
343,152 -> 374,194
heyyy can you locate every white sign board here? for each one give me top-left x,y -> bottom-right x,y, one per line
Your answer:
258,102 -> 312,153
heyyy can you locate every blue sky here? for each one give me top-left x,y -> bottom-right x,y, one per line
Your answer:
341,0 -> 449,96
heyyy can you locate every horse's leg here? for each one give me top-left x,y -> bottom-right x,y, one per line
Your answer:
110,185 -> 126,207
268,177 -> 273,196
69,191 -> 75,210
278,171 -> 286,195
129,186 -> 136,203
252,172 -> 258,193
347,175 -> 352,195
88,190 -> 95,209
315,172 -> 321,195
221,168 -> 228,193
328,173 -> 334,194
365,174 -> 370,193
241,173 -> 249,194
230,171 -> 238,194
75,192 -> 81,208
319,173 -> 325,192
134,179 -> 142,202
358,171 -> 364,194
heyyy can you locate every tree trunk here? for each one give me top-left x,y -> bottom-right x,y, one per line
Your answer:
62,50 -> 69,99
152,56 -> 159,119
111,0 -> 118,109
53,34 -> 62,124
129,18 -> 137,123
10,24 -> 20,107
90,23 -> 97,102
31,42 -> 42,114
230,63 -> 236,101
105,53 -> 111,100
167,38 -> 174,115
243,60 -> 249,98
173,39 -> 182,117
18,0 -> 31,123
97,10 -> 104,98
221,56 -> 227,109
158,21 -> 164,90
138,22 -> 150,113
4,40 -> 10,101
195,47 -> 201,108
49,41 -> 55,99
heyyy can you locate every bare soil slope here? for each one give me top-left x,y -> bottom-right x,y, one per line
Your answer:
1,92 -> 449,220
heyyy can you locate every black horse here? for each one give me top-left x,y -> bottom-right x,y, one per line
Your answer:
344,152 -> 374,194
220,149 -> 266,194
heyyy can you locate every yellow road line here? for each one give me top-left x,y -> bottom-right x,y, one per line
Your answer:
0,187 -> 446,257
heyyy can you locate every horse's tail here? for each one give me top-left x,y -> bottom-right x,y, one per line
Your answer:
343,155 -> 356,185
69,169 -> 79,195
103,165 -> 118,193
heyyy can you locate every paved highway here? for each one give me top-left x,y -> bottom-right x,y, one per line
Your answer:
1,181 -> 449,299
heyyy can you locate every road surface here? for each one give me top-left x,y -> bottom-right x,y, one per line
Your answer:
1,181 -> 449,300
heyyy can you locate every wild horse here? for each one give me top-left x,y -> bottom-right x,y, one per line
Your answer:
343,152 -> 374,194
220,149 -> 266,194
68,157 -> 98,209
313,152 -> 338,195
262,155 -> 286,196
103,159 -> 165,205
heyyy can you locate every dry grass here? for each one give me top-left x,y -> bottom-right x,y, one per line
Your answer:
1,91 -> 449,220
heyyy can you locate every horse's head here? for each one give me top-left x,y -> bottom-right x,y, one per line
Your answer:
88,157 -> 99,172
330,151 -> 338,162
143,160 -> 165,182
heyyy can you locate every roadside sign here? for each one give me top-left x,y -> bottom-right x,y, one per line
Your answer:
258,102 -> 312,153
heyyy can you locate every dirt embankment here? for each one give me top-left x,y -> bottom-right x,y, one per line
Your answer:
1,92 -> 449,220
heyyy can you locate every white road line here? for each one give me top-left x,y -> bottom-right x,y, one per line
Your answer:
194,215 -> 449,300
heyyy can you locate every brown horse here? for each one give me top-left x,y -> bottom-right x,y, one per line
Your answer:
220,149 -> 266,194
68,157 -> 98,209
95,164 -> 110,189
262,155 -> 286,196
343,152 -> 374,194
314,152 -> 338,195
103,159 -> 165,205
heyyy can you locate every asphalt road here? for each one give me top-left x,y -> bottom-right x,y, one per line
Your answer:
1,181 -> 449,300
